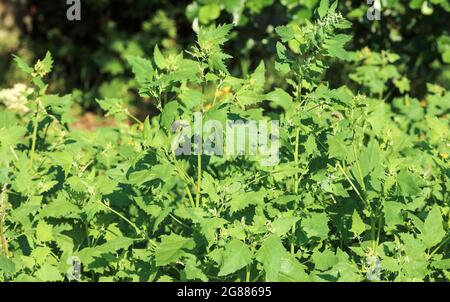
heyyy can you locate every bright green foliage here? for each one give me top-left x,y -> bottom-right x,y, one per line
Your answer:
0,1 -> 448,282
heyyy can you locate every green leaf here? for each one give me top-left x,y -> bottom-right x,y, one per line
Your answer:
317,0 -> 329,19
275,25 -> 295,42
0,256 -> 16,274
96,176 -> 119,195
327,134 -> 349,160
359,140 -> 380,177
305,134 -> 317,156
350,210 -> 366,238
266,88 -> 293,112
236,90 -> 264,106
0,126 -> 26,148
419,205 -> 446,248
250,61 -> 266,90
311,249 -> 338,271
272,194 -> 297,205
230,190 -> 265,213
271,217 -> 299,237
126,55 -> 154,85
302,213 -> 329,240
329,1 -> 338,13
36,220 -> 54,243
442,49 -> 450,63
431,259 -> 450,269
13,55 -> 33,74
96,98 -> 124,116
37,198 -> 79,219
324,34 -> 351,60
161,101 -> 180,130
98,237 -> 135,253
397,169 -> 420,196
183,255 -> 208,281
41,51 -> 54,75
179,88 -> 202,109
36,263 -> 62,281
384,201 -> 405,232
218,239 -> 253,276
50,152 -> 73,177
199,3 -> 221,24
278,254 -> 310,281
41,94 -> 73,123
256,235 -> 285,281
155,234 -> 195,266
198,24 -> 233,49
153,45 -> 166,70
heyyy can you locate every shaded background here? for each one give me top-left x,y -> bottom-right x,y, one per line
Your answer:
0,0 -> 449,117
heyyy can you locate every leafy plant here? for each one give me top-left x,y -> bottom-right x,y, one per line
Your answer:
0,0 -> 448,282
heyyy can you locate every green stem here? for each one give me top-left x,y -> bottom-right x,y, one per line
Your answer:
126,111 -> 143,127
293,128 -> 300,193
246,265 -> 251,282
296,74 -> 302,103
97,201 -> 143,238
196,152 -> 202,207
171,154 -> 196,207
169,214 -> 192,230
290,223 -> 296,254
429,234 -> 450,258
185,185 -> 196,208
195,65 -> 206,208
212,78 -> 223,107
371,215 -> 376,251
85,223 -> 91,247
0,185 -> 8,257
290,76 -> 302,254
352,143 -> 366,192
29,100 -> 40,169
376,214 -> 383,249
337,162 -> 368,208
291,128 -> 299,254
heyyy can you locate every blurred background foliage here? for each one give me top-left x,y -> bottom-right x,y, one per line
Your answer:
0,0 -> 449,115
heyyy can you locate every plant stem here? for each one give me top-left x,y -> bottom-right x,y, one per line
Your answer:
293,128 -> 300,193
29,100 -> 40,169
126,111 -> 143,127
246,265 -> 251,282
291,128 -> 299,254
0,185 -> 8,257
290,223 -> 296,254
196,152 -> 202,207
337,162 -> 368,208
290,75 -> 302,254
376,214 -> 383,249
170,154 -> 196,207
185,185 -> 196,208
97,201 -> 143,238
195,65 -> 206,208
212,78 -> 223,107
429,234 -> 450,258
371,215 -> 376,251
352,143 -> 366,192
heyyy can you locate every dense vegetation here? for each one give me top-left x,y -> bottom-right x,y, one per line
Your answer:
0,1 -> 449,282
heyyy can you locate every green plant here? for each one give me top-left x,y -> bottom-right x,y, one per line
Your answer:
0,0 -> 448,282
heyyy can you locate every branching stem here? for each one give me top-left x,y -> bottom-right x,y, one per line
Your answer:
0,185 -> 9,257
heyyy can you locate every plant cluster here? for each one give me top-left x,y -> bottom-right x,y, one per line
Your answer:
0,1 -> 448,282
